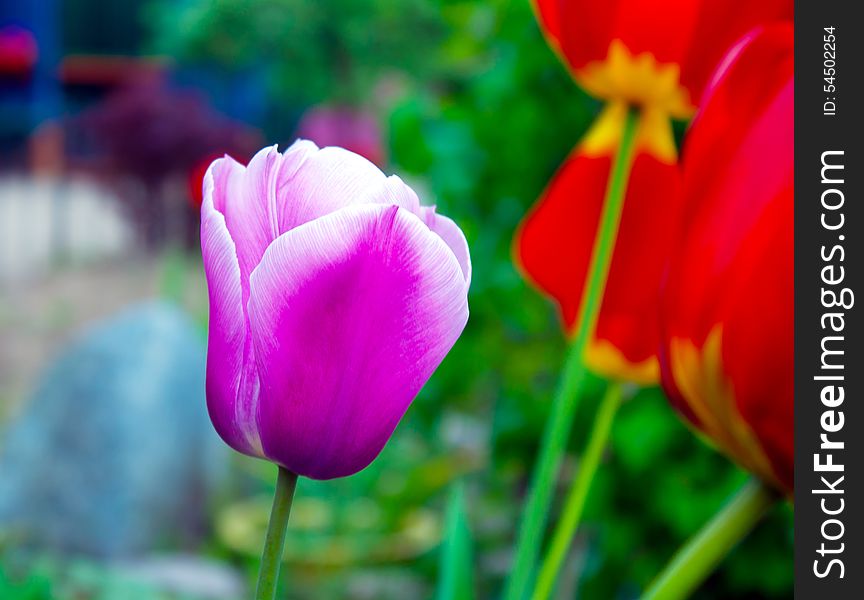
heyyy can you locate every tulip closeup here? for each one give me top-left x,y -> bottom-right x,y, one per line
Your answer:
515,0 -> 792,383
659,23 -> 793,493
201,140 -> 471,480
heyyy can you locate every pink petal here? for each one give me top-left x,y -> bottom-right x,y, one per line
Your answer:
247,203 -> 469,479
208,143 -> 317,288
200,172 -> 262,457
367,174 -> 423,215
273,143 -> 406,229
421,207 -> 472,285
210,141 -> 423,281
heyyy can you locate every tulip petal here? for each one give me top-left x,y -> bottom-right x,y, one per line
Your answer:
273,144 -> 407,230
515,152 -> 607,330
722,190 -> 793,490
211,141 -> 427,284
683,23 -> 794,226
421,207 -> 472,285
200,170 -> 262,457
660,24 -> 794,492
210,146 -> 294,289
515,143 -> 681,383
532,0 -> 563,50
368,174 -> 424,216
247,204 -> 469,479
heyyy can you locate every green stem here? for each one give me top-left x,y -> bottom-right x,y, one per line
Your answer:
255,466 -> 299,600
503,108 -> 640,600
641,479 -> 778,600
532,381 -> 625,600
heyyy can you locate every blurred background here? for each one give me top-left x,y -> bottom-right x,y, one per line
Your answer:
0,0 -> 792,598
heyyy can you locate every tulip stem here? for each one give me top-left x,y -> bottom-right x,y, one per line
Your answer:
503,108 -> 639,600
641,478 -> 778,600
531,381 -> 625,600
255,466 -> 299,600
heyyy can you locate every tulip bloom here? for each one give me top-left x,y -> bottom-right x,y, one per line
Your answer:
201,141 -> 470,480
659,24 -> 793,492
515,0 -> 792,383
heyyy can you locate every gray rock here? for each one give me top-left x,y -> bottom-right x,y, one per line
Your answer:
0,301 -> 224,558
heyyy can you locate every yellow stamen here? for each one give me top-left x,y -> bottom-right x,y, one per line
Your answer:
585,338 -> 659,386
581,101 -> 678,164
579,39 -> 695,119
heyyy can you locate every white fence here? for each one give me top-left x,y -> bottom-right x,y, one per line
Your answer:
0,175 -> 133,285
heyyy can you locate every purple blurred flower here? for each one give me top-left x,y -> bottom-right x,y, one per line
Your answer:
80,82 -> 261,184
0,25 -> 38,77
296,104 -> 385,166
201,141 -> 471,479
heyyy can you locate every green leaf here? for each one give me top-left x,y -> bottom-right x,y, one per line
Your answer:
436,481 -> 475,600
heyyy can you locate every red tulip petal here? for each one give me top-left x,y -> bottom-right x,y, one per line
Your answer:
661,24 -> 793,491
559,0 -> 702,73
678,1 -> 793,104
721,187 -> 794,490
532,0 -> 563,50
682,23 -> 794,217
516,111 -> 682,383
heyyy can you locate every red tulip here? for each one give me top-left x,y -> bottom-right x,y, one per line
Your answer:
659,23 -> 793,492
188,154 -> 221,209
534,0 -> 792,109
516,0 -> 792,383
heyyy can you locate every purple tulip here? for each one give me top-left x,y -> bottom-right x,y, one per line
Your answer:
201,140 -> 471,480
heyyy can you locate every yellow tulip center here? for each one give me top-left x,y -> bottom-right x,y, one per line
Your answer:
577,40 -> 696,164
579,39 -> 695,119
585,338 -> 659,386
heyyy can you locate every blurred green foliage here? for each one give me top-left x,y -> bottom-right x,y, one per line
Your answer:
0,556 -> 210,600
146,0 -> 447,105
